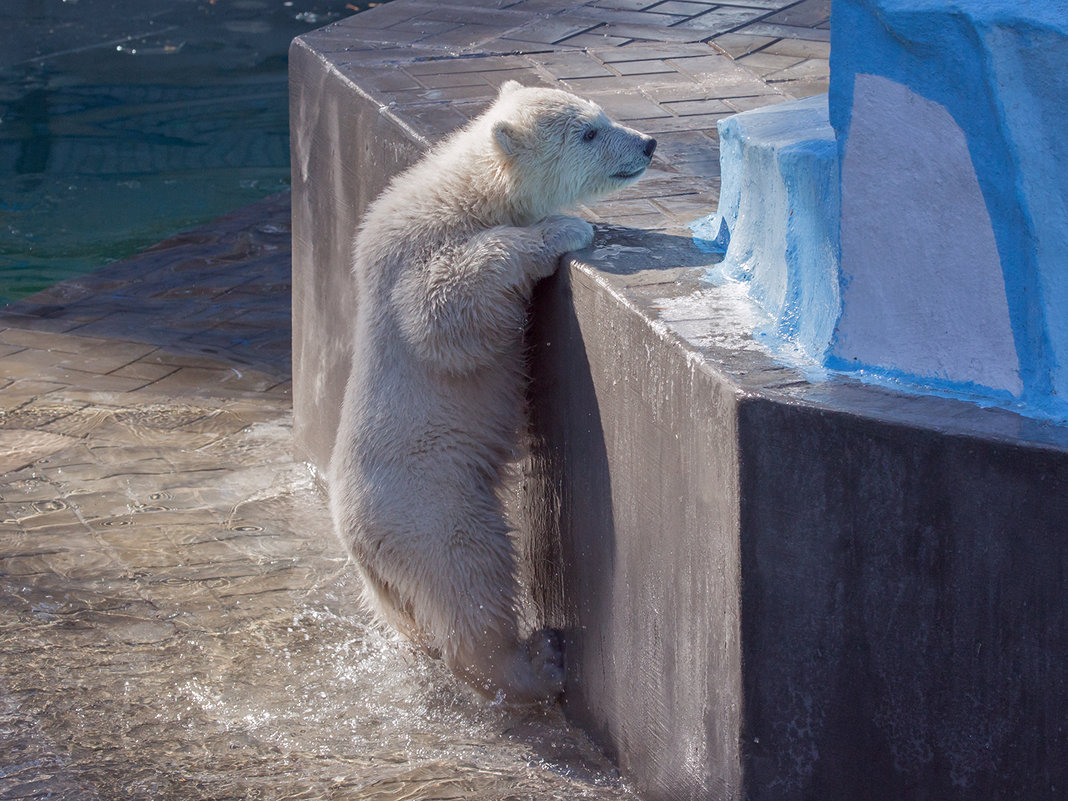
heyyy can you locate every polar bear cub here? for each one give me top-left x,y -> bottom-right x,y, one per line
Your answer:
329,81 -> 656,703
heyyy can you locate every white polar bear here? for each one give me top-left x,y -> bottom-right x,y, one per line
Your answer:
329,81 -> 656,703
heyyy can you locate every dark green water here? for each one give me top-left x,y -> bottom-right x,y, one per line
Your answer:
0,0 -> 383,304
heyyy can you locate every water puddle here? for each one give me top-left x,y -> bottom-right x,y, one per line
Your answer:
0,393 -> 635,799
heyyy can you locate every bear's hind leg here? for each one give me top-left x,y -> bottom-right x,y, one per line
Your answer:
445,621 -> 563,705
424,507 -> 562,704
354,557 -> 451,657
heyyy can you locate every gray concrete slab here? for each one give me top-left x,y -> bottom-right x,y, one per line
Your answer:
290,1 -> 1068,799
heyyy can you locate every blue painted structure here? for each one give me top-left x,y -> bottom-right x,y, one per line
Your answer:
694,0 -> 1068,421
692,95 -> 839,363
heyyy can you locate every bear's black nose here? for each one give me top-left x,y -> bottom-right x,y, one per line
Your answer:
644,138 -> 657,158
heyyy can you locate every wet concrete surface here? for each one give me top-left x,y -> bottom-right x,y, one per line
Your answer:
0,195 -> 634,800
289,3 -> 1068,798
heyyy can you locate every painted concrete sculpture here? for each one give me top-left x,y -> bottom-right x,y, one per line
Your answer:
693,0 -> 1068,420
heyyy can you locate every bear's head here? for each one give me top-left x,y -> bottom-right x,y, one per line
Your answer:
487,81 -> 657,219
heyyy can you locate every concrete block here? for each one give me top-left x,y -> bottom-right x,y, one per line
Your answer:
692,94 -> 839,361
829,0 -> 1068,417
291,4 -> 1068,799
288,36 -> 427,467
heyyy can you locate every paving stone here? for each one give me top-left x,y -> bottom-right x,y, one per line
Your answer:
609,57 -> 677,75
389,84 -> 497,105
725,92 -> 793,111
0,354 -> 150,393
764,55 -> 830,81
104,361 -> 177,385
383,17 -> 461,37
762,0 -> 832,28
741,21 -> 832,41
393,101 -> 472,139
403,55 -> 523,74
564,6 -> 690,26
421,3 -> 532,25
713,0 -> 802,7
416,23 -> 515,49
527,51 -> 619,78
589,22 -> 716,42
668,51 -> 760,77
648,0 -> 719,14
760,35 -> 830,59
589,93 -> 678,121
651,190 -> 720,220
556,31 -> 635,48
501,17 -> 602,45
411,69 -> 490,89
555,71 -> 676,94
631,111 -> 733,133
0,329 -> 99,354
770,76 -> 830,98
476,68 -> 548,88
736,50 -> 806,76
707,31 -> 777,56
595,41 -> 713,60
671,6 -> 771,32
589,0 -> 660,10
661,97 -> 736,115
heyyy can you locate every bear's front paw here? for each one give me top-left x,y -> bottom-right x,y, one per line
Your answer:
541,215 -> 595,257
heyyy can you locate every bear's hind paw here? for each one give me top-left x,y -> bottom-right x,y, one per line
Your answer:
525,628 -> 565,699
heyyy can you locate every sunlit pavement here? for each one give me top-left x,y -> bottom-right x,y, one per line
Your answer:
0,194 -> 629,800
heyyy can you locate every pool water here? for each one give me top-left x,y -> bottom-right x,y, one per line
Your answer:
0,0 -> 382,304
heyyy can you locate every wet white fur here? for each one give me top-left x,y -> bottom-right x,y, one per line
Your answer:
329,82 -> 654,703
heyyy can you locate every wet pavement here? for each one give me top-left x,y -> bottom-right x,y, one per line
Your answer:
0,195 -> 632,800
1,1 -> 834,793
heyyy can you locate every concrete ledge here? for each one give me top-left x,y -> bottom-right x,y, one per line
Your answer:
291,3 -> 1068,799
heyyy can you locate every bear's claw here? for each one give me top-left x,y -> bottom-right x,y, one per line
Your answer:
541,214 -> 595,257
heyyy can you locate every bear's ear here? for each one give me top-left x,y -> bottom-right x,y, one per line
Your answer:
498,79 -> 523,96
492,119 -> 523,156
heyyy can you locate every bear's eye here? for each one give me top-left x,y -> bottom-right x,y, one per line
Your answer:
582,127 -> 598,142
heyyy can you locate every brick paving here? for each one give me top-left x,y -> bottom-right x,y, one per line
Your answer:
1,0 -> 829,797
306,0 -> 828,235
0,193 -> 294,382
0,194 -> 632,800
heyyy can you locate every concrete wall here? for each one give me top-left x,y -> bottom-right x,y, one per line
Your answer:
289,39 -> 425,468
523,266 -> 744,800
695,0 -> 1068,420
737,398 -> 1068,800
291,4 -> 1068,799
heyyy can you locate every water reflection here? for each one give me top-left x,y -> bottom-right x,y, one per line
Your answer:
0,0 -> 382,302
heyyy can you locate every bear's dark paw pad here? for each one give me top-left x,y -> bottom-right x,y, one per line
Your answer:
526,628 -> 565,697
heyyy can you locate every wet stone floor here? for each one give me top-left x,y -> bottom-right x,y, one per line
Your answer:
0,196 -> 634,800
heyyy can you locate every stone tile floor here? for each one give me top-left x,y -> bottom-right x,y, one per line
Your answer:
0,196 -> 632,800
1,2 -> 833,794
